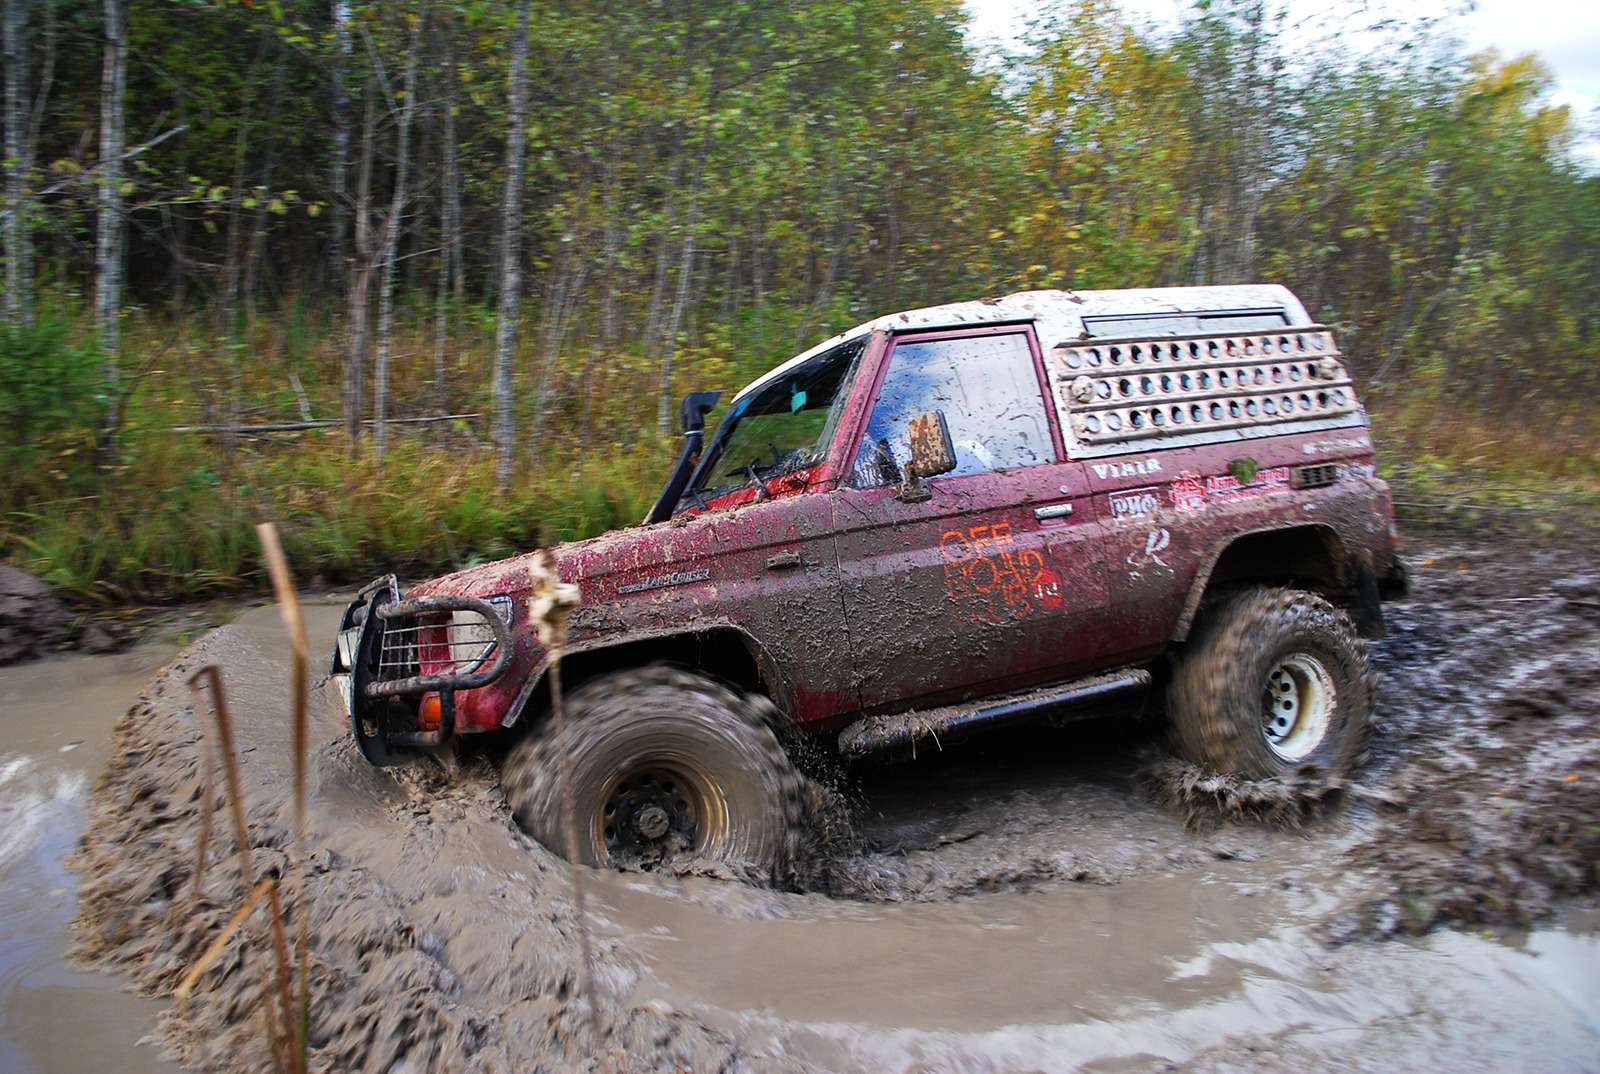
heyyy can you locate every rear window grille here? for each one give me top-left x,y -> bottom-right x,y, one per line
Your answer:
1045,326 -> 1366,459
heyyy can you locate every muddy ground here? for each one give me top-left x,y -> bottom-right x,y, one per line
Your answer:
17,531 -> 1599,1072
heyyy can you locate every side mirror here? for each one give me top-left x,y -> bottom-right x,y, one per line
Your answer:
897,410 -> 956,502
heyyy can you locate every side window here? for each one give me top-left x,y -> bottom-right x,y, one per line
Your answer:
850,332 -> 1053,488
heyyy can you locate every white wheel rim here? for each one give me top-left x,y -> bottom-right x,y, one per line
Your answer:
1262,652 -> 1336,761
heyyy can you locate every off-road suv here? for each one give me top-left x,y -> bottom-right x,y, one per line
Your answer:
331,285 -> 1407,876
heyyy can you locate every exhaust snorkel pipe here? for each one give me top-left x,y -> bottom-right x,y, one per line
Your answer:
645,390 -> 722,524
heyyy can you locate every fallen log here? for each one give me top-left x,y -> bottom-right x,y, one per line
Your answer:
171,413 -> 479,434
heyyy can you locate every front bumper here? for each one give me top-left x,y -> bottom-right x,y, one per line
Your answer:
331,575 -> 514,764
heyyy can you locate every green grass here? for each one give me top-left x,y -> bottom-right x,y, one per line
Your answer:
2,433 -> 671,602
5,304 -> 1597,603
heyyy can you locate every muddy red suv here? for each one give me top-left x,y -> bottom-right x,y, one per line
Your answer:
331,286 -> 1407,877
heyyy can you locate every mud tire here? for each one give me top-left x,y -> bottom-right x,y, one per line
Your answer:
502,665 -> 804,880
1168,587 -> 1373,779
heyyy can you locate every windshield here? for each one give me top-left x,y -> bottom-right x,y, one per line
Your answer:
685,336 -> 865,504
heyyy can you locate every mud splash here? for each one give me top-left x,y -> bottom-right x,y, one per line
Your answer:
55,536 -> 1600,1072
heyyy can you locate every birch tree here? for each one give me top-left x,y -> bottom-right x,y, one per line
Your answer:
3,0 -> 35,326
433,24 -> 463,400
343,85 -> 375,449
374,10 -> 425,459
491,0 -> 531,491
329,0 -> 353,292
95,0 -> 128,449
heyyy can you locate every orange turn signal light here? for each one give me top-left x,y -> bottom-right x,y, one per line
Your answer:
419,692 -> 442,732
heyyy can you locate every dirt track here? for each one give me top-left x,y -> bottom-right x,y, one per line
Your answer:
51,534 -> 1600,1072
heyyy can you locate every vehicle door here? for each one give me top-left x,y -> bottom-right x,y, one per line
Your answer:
830,325 -> 1109,712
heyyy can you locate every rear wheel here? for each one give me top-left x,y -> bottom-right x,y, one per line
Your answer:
502,665 -> 804,879
1167,587 -> 1373,779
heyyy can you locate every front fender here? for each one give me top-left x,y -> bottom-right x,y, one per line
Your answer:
498,619 -> 789,730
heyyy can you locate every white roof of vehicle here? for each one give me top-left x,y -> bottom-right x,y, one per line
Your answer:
732,285 -> 1312,405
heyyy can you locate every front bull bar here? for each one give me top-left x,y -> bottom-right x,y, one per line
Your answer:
332,575 -> 513,764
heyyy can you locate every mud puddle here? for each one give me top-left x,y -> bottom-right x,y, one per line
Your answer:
606,875 -> 1598,1072
0,643 -> 182,1074
35,536 -> 1600,1071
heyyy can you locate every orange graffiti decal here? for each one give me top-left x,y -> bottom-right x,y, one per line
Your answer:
939,523 -> 1050,623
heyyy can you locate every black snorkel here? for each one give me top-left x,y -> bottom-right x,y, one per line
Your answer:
645,390 -> 722,524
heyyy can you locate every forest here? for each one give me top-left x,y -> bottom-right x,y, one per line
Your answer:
3,0 -> 1598,600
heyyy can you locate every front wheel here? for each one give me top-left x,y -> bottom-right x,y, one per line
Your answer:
502,665 -> 804,879
1167,587 -> 1373,779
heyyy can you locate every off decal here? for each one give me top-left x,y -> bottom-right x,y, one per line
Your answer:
939,522 -> 1058,623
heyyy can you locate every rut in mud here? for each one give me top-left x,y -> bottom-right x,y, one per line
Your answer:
67,535 -> 1600,1073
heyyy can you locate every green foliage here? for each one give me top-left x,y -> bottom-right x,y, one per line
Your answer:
0,314 -> 105,500
5,0 -> 1599,599
1,424 -> 672,601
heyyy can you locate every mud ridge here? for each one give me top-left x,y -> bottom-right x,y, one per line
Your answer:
70,630 -> 818,1074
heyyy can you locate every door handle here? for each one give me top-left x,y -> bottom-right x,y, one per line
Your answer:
1033,503 -> 1073,521
766,551 -> 804,571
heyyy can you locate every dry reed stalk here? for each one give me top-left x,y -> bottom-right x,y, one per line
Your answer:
174,876 -> 276,1000
187,667 -> 254,891
528,550 -> 607,1060
189,712 -> 218,907
257,521 -> 312,1071
264,879 -> 302,1074
185,665 -> 302,1073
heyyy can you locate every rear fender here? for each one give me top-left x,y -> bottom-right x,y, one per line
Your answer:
1174,523 -> 1358,641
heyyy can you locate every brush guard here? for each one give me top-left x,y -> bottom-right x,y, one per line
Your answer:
331,575 -> 514,765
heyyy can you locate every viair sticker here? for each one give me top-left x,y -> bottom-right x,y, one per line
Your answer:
939,522 -> 1061,624
1091,458 -> 1162,480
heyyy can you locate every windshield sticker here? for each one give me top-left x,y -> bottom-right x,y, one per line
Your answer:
790,386 -> 807,413
615,568 -> 711,595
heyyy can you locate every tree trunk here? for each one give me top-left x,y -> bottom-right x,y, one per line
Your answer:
433,28 -> 461,400
3,0 -> 32,327
530,250 -> 588,453
329,0 -> 352,293
641,138 -> 685,352
95,0 -> 128,452
491,0 -> 531,491
374,13 -> 424,460
343,83 -> 376,451
655,156 -> 705,433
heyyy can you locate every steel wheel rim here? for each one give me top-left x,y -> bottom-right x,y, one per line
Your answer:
591,757 -> 726,869
1262,652 -> 1336,761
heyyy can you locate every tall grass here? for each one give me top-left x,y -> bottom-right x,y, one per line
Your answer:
1,296 -> 679,600
4,298 -> 1597,602
2,434 -> 670,600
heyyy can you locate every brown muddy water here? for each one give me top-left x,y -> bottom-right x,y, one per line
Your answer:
7,540 -> 1600,1072
0,643 -> 181,1074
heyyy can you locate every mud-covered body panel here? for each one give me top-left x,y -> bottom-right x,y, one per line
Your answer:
356,286 -> 1401,744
